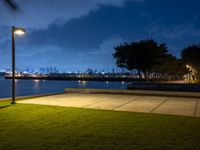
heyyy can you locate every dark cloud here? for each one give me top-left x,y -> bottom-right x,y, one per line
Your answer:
1,0 -> 200,71
0,0 -> 144,30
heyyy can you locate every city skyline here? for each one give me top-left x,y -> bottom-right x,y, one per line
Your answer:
0,66 -> 125,74
0,0 -> 200,71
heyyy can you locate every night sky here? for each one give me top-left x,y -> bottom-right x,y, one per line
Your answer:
0,0 -> 200,72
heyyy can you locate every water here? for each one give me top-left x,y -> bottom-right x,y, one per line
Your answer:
0,76 -> 130,99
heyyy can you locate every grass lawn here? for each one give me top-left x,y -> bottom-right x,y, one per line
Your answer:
0,100 -> 200,150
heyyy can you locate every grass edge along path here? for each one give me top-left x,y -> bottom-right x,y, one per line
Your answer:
0,100 -> 200,150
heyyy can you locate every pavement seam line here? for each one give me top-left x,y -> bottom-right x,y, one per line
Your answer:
194,98 -> 199,117
112,96 -> 140,110
83,97 -> 112,108
149,97 -> 169,113
64,96 -> 101,105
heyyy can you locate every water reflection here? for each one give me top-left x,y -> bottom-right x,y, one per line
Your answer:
0,77 -> 130,99
78,80 -> 87,88
82,81 -> 86,84
34,79 -> 40,89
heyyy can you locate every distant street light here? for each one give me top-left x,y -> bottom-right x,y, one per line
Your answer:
11,26 -> 25,104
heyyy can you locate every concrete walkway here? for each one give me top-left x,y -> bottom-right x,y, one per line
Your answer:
18,93 -> 200,117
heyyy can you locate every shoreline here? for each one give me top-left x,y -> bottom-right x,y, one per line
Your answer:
4,76 -> 141,82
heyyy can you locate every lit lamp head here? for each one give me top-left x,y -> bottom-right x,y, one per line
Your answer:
14,27 -> 25,35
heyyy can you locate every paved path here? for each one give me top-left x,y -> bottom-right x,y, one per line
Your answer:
18,93 -> 200,117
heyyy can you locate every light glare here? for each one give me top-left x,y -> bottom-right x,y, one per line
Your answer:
14,30 -> 25,35
14,28 -> 25,35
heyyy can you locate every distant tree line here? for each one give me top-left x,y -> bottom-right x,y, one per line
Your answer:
113,39 -> 200,82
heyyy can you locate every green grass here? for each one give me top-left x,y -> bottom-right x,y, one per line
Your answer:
0,100 -> 200,150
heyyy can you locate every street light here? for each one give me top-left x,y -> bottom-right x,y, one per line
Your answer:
11,26 -> 25,104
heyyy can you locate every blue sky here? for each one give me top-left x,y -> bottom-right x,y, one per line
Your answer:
0,0 -> 200,72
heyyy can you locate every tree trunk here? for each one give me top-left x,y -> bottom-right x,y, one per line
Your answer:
138,69 -> 142,79
143,71 -> 149,82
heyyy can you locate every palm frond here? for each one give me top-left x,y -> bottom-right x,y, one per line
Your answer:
3,0 -> 19,11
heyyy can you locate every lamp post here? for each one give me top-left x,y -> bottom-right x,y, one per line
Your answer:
11,26 -> 25,104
